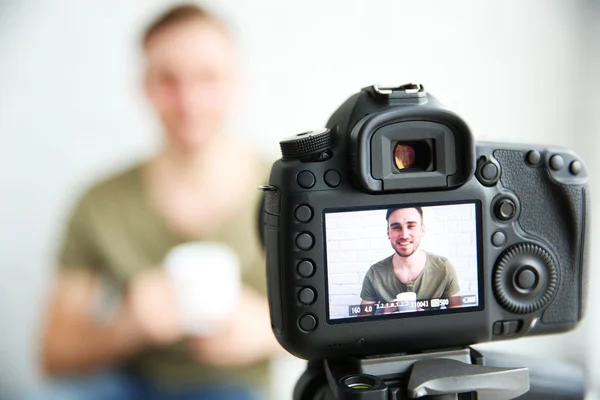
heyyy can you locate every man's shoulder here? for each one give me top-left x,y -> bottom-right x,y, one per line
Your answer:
369,255 -> 394,274
425,252 -> 453,271
78,163 -> 143,211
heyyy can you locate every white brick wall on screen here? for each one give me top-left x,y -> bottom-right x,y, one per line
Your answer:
325,204 -> 478,319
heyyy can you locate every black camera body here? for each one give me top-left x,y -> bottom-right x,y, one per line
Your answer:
261,84 -> 588,361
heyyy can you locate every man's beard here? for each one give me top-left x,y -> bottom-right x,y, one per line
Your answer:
395,247 -> 417,258
393,241 -> 419,258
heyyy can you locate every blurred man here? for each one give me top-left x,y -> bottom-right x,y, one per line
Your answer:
360,207 -> 460,306
40,4 -> 279,400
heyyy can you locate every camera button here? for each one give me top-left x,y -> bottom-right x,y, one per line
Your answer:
526,150 -> 541,165
481,163 -> 499,181
297,260 -> 316,278
476,158 -> 500,186
492,231 -> 507,247
295,205 -> 313,223
324,169 -> 342,188
570,160 -> 583,175
297,171 -> 316,189
516,268 -> 538,290
298,287 -> 317,305
495,199 -> 516,221
549,154 -> 564,171
296,232 -> 314,250
493,321 -> 504,335
299,314 -> 317,332
493,320 -> 522,336
502,320 -> 522,335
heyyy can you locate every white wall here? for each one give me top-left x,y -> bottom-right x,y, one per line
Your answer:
0,0 -> 597,398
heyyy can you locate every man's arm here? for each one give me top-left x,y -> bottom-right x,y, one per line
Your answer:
442,259 -> 461,308
358,269 -> 379,316
42,267 -> 185,375
43,267 -> 282,373
41,269 -> 148,375
42,188 -> 155,374
448,292 -> 462,308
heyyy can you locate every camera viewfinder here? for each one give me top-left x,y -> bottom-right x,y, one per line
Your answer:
393,140 -> 434,172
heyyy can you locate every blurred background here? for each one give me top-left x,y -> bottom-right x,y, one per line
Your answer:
0,0 -> 598,398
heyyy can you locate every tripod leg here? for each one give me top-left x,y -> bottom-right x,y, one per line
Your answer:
293,360 -> 335,400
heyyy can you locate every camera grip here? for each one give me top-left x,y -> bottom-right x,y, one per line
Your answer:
494,150 -> 587,325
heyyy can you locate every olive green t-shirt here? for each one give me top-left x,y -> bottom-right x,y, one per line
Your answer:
360,252 -> 460,303
58,162 -> 271,389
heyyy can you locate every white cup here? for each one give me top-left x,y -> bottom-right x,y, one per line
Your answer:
396,292 -> 417,313
164,242 -> 241,336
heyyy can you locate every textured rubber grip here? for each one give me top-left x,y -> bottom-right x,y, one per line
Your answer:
494,150 -> 586,324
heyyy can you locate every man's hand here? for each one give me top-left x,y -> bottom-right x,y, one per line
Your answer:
42,269 -> 162,374
448,292 -> 462,308
128,268 -> 184,344
187,286 -> 280,366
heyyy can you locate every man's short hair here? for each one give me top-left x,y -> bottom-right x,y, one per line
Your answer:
142,3 -> 229,48
386,206 -> 424,222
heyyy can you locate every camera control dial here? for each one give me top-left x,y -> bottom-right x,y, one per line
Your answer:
493,243 -> 558,314
280,129 -> 333,161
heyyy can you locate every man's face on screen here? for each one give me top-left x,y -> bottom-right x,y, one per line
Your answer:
387,208 -> 424,258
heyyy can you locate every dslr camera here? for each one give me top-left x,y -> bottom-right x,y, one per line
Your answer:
261,84 -> 588,368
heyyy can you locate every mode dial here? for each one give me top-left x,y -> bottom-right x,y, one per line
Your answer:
280,128 -> 332,161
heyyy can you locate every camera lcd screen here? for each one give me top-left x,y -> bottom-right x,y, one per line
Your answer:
324,202 -> 482,322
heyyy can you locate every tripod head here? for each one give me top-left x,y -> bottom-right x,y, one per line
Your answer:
293,347 -> 585,400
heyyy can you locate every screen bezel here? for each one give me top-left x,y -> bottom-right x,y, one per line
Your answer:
323,199 -> 485,324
